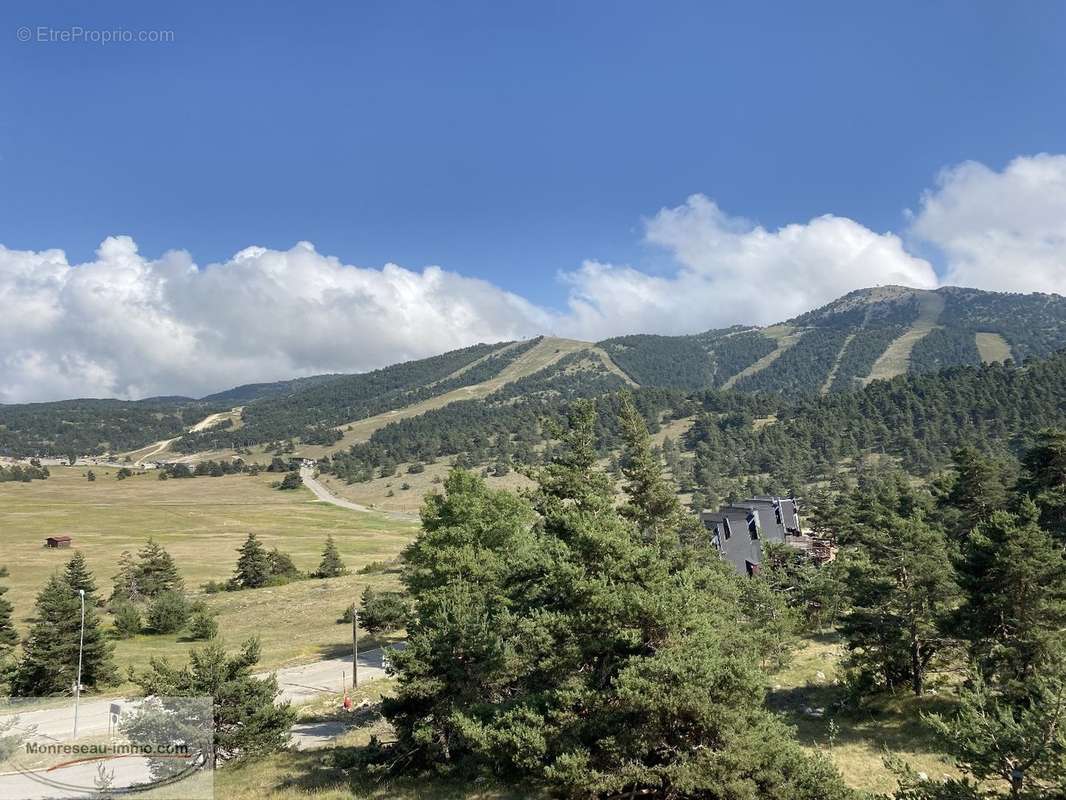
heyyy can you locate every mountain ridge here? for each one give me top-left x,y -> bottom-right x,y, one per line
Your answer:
4,284 -> 1066,459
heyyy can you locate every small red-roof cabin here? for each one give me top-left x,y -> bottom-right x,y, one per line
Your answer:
45,535 -> 72,548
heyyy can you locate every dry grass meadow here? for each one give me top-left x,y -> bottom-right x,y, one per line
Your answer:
0,466 -> 417,676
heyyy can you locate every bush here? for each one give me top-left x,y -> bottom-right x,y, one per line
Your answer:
278,472 -> 302,491
116,467 -> 133,480
407,462 -> 425,474
112,602 -> 142,639
188,611 -> 218,640
146,591 -> 190,634
359,587 -> 410,634
201,580 -> 227,594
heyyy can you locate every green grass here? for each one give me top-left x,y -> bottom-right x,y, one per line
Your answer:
0,467 -> 417,675
768,632 -> 961,794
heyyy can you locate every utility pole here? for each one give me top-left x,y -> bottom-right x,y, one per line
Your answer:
73,589 -> 85,738
351,601 -> 359,689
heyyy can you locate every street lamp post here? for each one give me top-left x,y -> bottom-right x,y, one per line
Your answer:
73,589 -> 85,738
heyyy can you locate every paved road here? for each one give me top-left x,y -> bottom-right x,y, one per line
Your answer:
0,646 -> 401,797
300,467 -> 376,513
1,646 -> 398,741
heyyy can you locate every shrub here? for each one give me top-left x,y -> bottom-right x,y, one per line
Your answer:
278,472 -> 302,491
407,463 -> 425,474
112,602 -> 142,639
146,591 -> 190,634
359,587 -> 410,634
188,611 -> 218,641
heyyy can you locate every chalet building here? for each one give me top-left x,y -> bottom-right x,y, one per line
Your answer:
699,496 -> 831,576
45,535 -> 73,548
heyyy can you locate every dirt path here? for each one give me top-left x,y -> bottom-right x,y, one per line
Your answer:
300,467 -> 375,512
864,291 -> 945,384
129,436 -> 181,465
329,337 -> 595,447
721,326 -> 803,390
188,406 -> 242,433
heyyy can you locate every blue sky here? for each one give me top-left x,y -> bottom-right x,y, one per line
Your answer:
3,1 -> 1064,304
3,1 -> 1066,400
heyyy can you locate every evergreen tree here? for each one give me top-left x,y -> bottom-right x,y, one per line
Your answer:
385,428 -> 852,797
129,638 -> 294,766
110,550 -> 141,603
63,551 -> 98,602
358,586 -> 409,634
266,548 -> 299,580
12,573 -> 117,695
955,500 -> 1066,696
924,666 -> 1066,798
232,534 -> 271,589
135,539 -> 184,598
935,446 -> 1011,542
315,534 -> 348,578
0,566 -> 18,686
616,391 -> 690,544
840,511 -> 960,695
1018,428 -> 1066,543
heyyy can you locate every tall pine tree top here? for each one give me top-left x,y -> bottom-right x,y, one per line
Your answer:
63,551 -> 98,601
136,538 -> 184,597
233,533 -> 271,589
12,572 -> 117,695
315,534 -> 349,578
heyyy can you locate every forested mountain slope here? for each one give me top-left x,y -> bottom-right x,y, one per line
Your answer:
598,285 -> 1066,393
4,285 -> 1066,459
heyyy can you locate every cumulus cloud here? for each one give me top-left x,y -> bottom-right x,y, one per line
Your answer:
910,154 -> 1066,293
4,155 -> 1066,402
555,196 -> 937,339
0,237 -> 552,403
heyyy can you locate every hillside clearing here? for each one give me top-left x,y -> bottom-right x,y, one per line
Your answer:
322,337 -> 597,452
975,331 -> 1013,363
864,291 -> 945,383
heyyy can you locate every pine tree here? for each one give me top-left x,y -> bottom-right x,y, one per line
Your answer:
955,500 -> 1066,696
110,550 -> 141,603
12,573 -> 117,695
935,446 -> 1011,542
63,551 -> 98,602
315,535 -> 348,578
617,391 -> 688,542
385,418 -> 852,798
1018,428 -> 1066,543
840,510 -> 960,695
924,666 -> 1066,798
135,539 -> 184,598
232,534 -> 271,589
129,638 -> 294,767
0,566 -> 18,657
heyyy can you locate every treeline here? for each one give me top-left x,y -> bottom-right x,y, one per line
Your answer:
173,339 -> 540,452
686,353 -> 1066,496
734,327 -> 852,393
323,385 -> 689,482
0,398 -> 202,458
0,462 -> 50,482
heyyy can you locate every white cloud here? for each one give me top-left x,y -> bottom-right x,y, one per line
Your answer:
910,154 -> 1066,293
5,155 -> 1066,402
0,237 -> 552,403
555,195 -> 937,339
